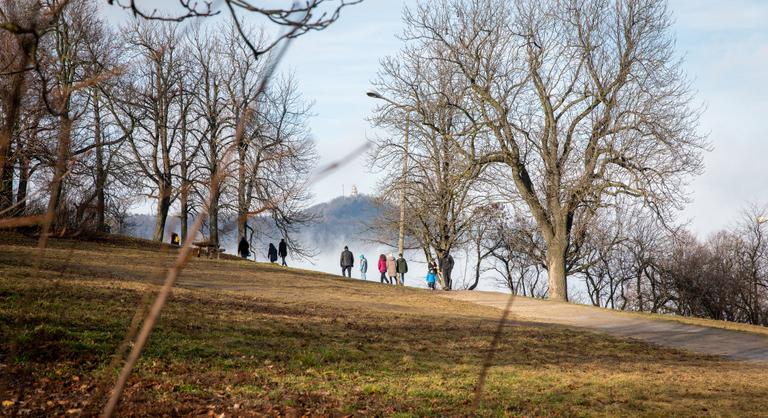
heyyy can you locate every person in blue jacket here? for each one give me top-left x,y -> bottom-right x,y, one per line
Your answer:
426,260 -> 438,290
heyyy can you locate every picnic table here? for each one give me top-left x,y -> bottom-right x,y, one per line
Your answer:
192,241 -> 226,259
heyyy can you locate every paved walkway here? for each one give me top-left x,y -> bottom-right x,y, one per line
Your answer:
445,290 -> 768,362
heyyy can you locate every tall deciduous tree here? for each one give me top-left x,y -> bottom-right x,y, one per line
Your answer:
124,21 -> 185,242
0,0 -> 43,211
188,27 -> 230,247
383,0 -> 707,300
239,73 -> 316,256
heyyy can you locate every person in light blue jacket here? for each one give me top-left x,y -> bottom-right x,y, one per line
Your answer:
359,254 -> 368,280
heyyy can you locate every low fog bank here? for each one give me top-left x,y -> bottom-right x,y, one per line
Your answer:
290,244 -> 508,292
125,195 -> 577,295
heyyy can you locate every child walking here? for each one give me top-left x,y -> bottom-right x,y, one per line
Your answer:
426,260 -> 438,290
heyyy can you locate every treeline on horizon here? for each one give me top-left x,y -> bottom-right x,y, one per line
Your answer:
0,0 -> 319,258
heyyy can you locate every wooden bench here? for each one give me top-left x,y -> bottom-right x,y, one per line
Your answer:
192,241 -> 226,259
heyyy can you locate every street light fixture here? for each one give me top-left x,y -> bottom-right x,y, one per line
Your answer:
367,90 -> 410,279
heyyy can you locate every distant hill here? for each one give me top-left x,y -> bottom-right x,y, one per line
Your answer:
302,194 -> 381,249
125,194 -> 383,256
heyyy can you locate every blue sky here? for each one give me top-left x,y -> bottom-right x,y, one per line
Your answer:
668,0 -> 768,235
275,0 -> 768,237
108,0 -> 768,237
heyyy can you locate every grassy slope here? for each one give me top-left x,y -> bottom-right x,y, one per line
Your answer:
1,233 -> 767,417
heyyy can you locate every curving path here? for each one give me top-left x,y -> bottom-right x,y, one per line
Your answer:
444,290 -> 768,362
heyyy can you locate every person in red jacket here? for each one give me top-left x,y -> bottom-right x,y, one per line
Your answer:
377,254 -> 389,284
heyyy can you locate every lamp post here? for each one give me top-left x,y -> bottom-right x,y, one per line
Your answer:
367,91 -> 409,266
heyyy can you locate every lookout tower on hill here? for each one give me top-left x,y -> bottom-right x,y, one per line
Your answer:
350,184 -> 358,197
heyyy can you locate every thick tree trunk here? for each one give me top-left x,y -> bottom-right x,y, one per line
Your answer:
503,262 -> 514,294
209,187 -> 220,247
46,114 -> 73,229
0,147 -> 13,212
753,279 -> 760,325
179,97 -> 190,243
153,184 -> 171,242
179,181 -> 188,242
468,243 -> 481,291
546,238 -> 568,302
0,76 -> 25,212
93,89 -> 106,231
237,145 -> 247,239
436,250 -> 453,290
15,155 -> 29,216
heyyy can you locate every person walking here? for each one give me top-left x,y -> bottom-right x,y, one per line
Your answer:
439,253 -> 455,290
426,263 -> 437,290
340,246 -> 354,277
278,238 -> 288,266
395,253 -> 408,285
378,254 -> 389,284
237,236 -> 250,259
386,253 -> 397,285
359,254 -> 368,280
268,243 -> 278,263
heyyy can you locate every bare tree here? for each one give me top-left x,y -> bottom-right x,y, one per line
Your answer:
734,205 -> 768,325
486,210 -> 547,297
239,72 -> 317,256
390,0 -> 707,301
0,0 -> 48,211
27,0 -> 120,233
370,47 -> 492,289
122,21 -> 186,242
465,207 -> 499,290
187,27 -> 231,246
174,68 -> 201,242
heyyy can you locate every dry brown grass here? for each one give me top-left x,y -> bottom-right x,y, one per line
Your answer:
2,232 -> 768,417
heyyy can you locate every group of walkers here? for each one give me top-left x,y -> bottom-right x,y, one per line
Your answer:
374,253 -> 408,285
238,236 -> 288,266
339,245 -> 455,290
199,234 -> 456,289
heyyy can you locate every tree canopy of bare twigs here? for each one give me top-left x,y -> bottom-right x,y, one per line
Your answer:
368,84 -> 491,289
372,0 -> 708,301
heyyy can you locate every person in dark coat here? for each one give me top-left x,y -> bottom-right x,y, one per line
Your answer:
439,253 -> 455,290
395,253 -> 408,285
278,238 -> 288,266
378,254 -> 389,284
237,236 -> 250,259
268,243 -> 278,263
340,246 -> 354,277
170,232 -> 180,246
